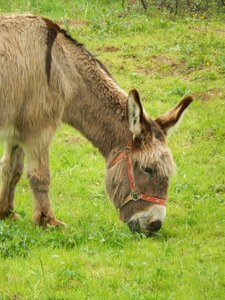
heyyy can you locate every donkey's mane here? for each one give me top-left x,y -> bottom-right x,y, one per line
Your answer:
41,16 -> 113,79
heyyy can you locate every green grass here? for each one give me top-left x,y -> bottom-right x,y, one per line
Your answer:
0,1 -> 225,299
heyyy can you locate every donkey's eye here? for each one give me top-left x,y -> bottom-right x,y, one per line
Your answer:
142,167 -> 154,176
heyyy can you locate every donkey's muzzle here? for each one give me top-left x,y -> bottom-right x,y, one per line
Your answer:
127,218 -> 162,235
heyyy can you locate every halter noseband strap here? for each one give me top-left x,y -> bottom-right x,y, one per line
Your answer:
108,148 -> 167,209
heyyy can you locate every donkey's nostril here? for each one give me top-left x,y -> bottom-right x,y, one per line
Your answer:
127,219 -> 140,233
147,219 -> 162,232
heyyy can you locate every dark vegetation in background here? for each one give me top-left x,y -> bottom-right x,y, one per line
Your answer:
123,0 -> 225,14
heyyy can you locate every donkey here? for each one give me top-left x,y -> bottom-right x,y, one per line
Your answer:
0,15 -> 193,235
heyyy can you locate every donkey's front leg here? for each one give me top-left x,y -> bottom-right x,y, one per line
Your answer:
26,144 -> 66,227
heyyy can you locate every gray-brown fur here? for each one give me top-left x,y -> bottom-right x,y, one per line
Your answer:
0,15 -> 192,232
105,130 -> 173,222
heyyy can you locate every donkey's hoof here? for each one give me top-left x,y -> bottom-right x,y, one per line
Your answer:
47,219 -> 68,228
34,211 -> 68,228
9,212 -> 21,221
35,215 -> 67,228
0,210 -> 20,220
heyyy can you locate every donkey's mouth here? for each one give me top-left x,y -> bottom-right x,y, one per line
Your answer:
127,219 -> 141,233
127,215 -> 163,236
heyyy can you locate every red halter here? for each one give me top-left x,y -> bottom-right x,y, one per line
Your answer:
108,148 -> 167,208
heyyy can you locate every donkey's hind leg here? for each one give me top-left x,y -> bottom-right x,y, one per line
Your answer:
0,144 -> 24,219
25,138 -> 66,227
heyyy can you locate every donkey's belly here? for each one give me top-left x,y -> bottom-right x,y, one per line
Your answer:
0,126 -> 20,143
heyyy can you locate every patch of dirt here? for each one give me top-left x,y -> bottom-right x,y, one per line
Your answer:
188,26 -> 225,35
136,55 -> 197,77
99,46 -> 120,53
135,66 -> 154,76
151,55 -> 175,65
188,26 -> 209,33
151,55 -> 189,70
65,136 -> 84,144
192,89 -> 225,101
215,28 -> 225,34
57,19 -> 87,28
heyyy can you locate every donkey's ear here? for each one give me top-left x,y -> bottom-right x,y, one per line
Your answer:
128,89 -> 144,139
155,96 -> 193,135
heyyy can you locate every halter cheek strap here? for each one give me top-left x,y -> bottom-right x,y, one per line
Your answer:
108,149 -> 167,209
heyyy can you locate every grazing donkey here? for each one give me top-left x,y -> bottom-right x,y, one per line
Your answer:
0,15 -> 192,235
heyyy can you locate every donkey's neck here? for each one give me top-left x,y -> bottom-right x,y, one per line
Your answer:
62,52 -> 132,158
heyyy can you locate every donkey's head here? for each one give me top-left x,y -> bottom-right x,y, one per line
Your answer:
106,89 -> 192,236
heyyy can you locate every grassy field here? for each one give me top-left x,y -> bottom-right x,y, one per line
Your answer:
0,1 -> 225,299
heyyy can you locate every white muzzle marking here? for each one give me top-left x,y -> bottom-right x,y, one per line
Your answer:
129,204 -> 166,230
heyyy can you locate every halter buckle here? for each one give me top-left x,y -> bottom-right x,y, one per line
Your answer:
130,191 -> 140,201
